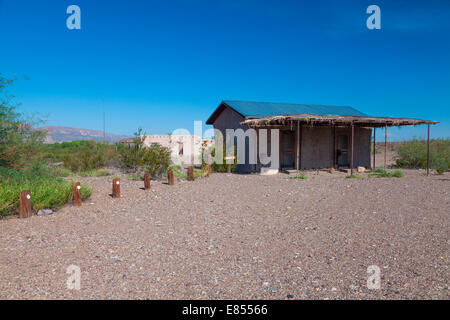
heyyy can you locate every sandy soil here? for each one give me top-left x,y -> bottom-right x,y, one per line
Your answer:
0,170 -> 448,300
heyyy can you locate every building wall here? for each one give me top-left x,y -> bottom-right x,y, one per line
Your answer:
211,107 -> 255,173
141,135 -> 213,166
300,126 -> 371,169
211,106 -> 372,172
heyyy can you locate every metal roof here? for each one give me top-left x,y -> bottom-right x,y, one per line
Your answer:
206,100 -> 367,124
224,100 -> 367,117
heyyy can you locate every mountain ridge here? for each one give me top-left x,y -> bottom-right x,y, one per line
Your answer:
39,126 -> 130,144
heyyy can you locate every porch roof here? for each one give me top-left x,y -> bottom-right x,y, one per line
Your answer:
242,114 -> 438,128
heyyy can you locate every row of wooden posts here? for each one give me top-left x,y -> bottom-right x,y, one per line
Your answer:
18,165 -> 211,219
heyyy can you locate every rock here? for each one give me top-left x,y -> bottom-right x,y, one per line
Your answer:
37,209 -> 53,216
329,168 -> 336,174
357,166 -> 366,173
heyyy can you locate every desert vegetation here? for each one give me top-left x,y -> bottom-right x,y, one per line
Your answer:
0,75 -> 92,217
394,139 -> 449,173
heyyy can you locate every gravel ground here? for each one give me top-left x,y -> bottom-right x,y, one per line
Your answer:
0,170 -> 448,300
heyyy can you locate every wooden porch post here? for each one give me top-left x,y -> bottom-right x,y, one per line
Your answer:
333,126 -> 336,168
296,121 -> 300,172
373,127 -> 376,170
351,124 -> 354,175
384,124 -> 387,170
427,123 -> 430,176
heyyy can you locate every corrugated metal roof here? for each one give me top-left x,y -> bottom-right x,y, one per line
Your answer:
223,100 -> 367,118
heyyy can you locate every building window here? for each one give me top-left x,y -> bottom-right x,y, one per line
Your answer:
178,142 -> 183,156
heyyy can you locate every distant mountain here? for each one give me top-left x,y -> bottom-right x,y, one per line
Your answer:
39,126 -> 130,144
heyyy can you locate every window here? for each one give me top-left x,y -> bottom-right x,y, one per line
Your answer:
178,142 -> 183,156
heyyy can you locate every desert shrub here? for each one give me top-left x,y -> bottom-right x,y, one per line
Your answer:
141,144 -> 172,178
204,143 -> 237,173
436,167 -> 445,175
369,169 -> 404,178
52,166 -> 73,177
117,129 -> 171,178
61,141 -> 116,172
79,169 -> 110,177
0,75 -> 46,169
395,139 -> 449,171
0,164 -> 92,217
392,170 -> 404,178
290,173 -> 307,180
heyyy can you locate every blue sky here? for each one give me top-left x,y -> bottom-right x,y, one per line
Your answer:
0,0 -> 449,140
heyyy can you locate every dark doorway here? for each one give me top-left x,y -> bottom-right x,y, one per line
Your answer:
337,134 -> 349,167
281,131 -> 295,169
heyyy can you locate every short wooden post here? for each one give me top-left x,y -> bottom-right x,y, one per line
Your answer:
144,173 -> 151,190
167,170 -> 174,185
73,182 -> 82,207
112,178 -> 120,198
19,190 -> 32,219
227,164 -> 231,173
205,164 -> 211,178
187,166 -> 194,181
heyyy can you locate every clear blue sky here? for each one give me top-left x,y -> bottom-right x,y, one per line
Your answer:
0,0 -> 449,141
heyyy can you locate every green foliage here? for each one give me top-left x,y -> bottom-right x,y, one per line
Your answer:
0,75 -> 46,169
345,174 -> 360,179
117,128 -> 171,178
79,169 -> 110,177
369,168 -> 404,178
395,139 -> 449,171
0,164 -> 92,217
289,173 -> 307,180
52,166 -> 74,177
59,141 -> 116,172
204,143 -> 237,173
436,167 -> 445,175
141,144 -> 172,178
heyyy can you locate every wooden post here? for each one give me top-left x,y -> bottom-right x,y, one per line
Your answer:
296,120 -> 300,172
144,173 -> 151,190
427,123 -> 430,176
373,128 -> 376,170
384,124 -> 387,170
167,170 -> 174,185
227,164 -> 231,173
187,166 -> 194,181
112,178 -> 120,198
333,126 -> 336,169
350,124 -> 354,176
205,164 -> 211,178
19,190 -> 32,219
73,182 -> 82,207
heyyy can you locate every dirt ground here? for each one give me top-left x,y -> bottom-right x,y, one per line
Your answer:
0,170 -> 448,300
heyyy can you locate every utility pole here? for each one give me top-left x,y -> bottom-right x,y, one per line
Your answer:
102,94 -> 106,143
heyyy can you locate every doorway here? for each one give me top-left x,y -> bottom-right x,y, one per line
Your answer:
281,131 -> 295,169
337,134 -> 349,167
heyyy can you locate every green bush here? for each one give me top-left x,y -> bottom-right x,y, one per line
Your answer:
289,173 -> 307,180
369,169 -> 404,178
0,165 -> 92,217
204,143 -> 237,173
436,167 -> 445,175
118,129 -> 172,178
61,141 -> 116,172
395,139 -> 449,171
